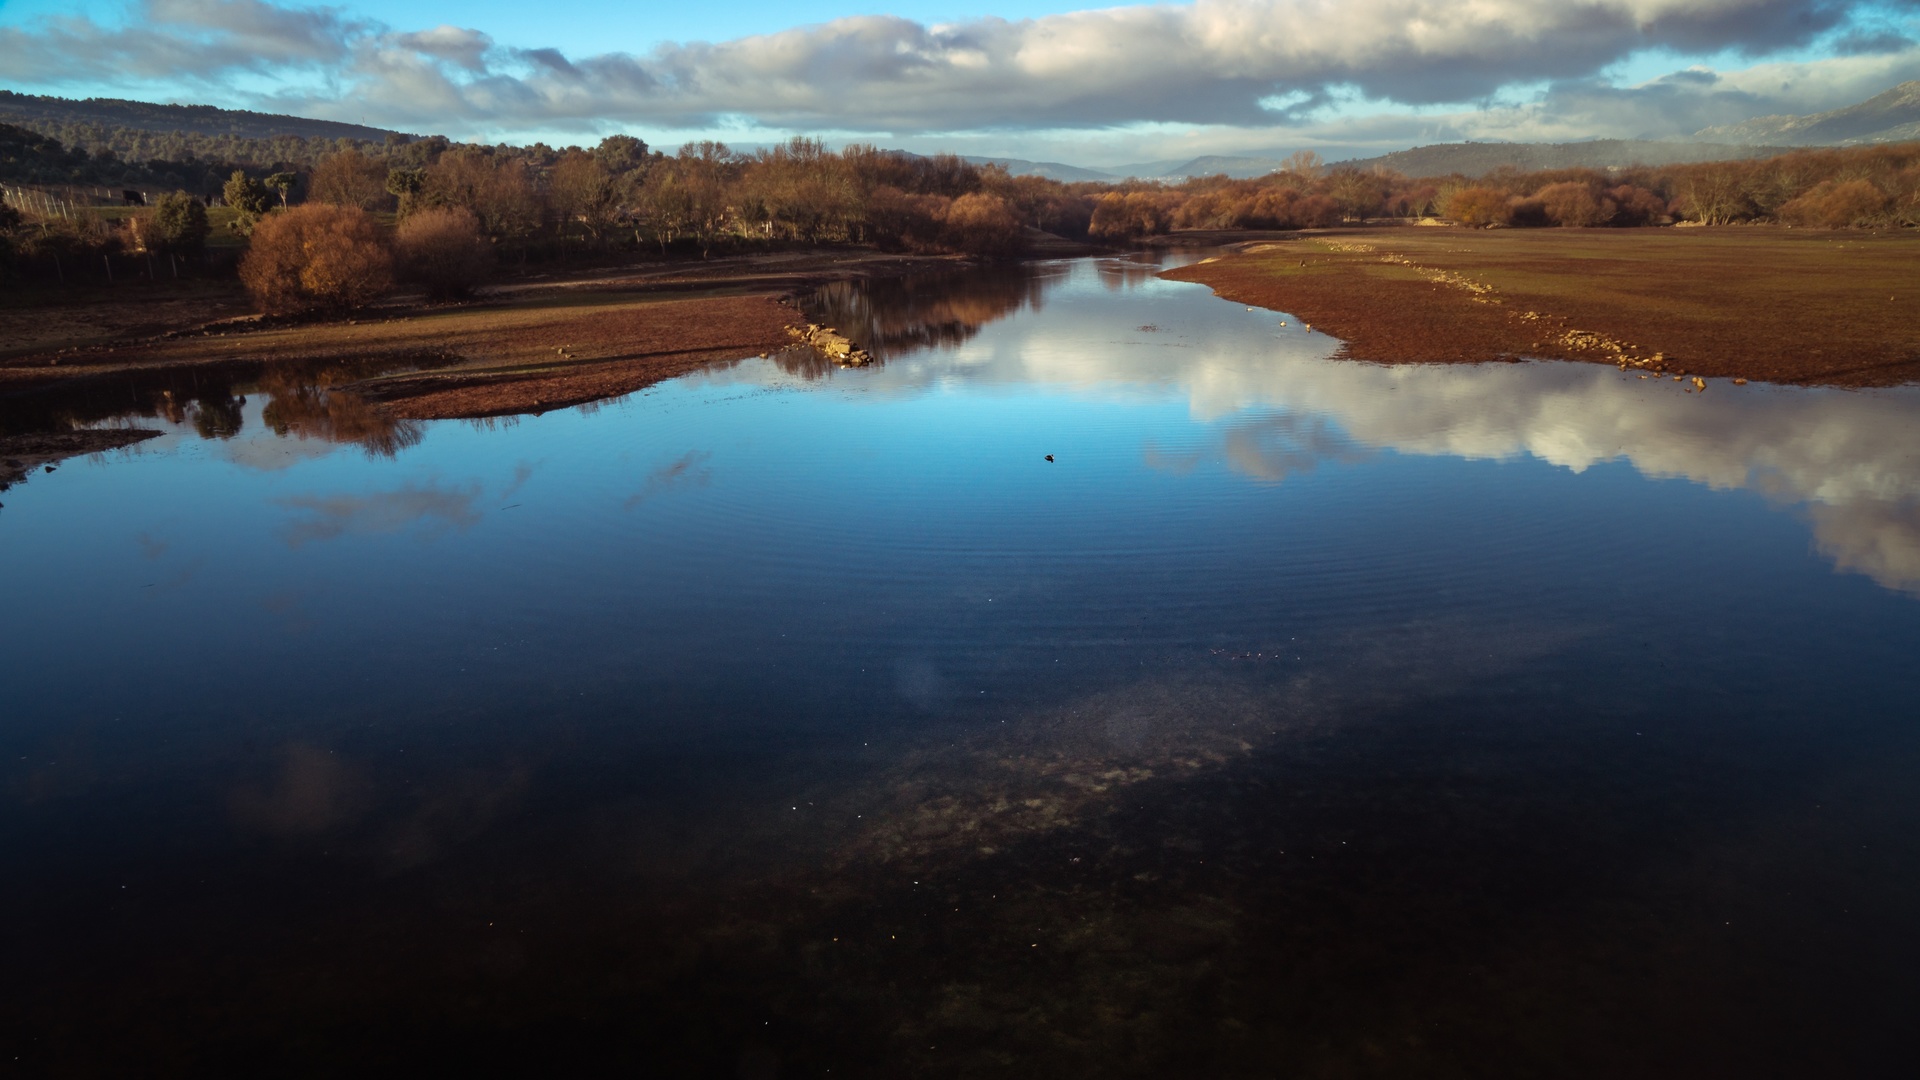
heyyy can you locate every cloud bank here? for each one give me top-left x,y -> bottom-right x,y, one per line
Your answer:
2,0 -> 1918,154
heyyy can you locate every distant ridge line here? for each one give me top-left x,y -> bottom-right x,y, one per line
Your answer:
0,88 -> 407,143
1331,139 -> 1808,178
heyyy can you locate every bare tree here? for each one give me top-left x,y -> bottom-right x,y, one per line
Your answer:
311,148 -> 389,211
1279,149 -> 1324,178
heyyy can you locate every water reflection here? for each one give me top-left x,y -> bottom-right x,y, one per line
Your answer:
7,253 -> 1920,1074
803,262 -> 1056,365
275,480 -> 486,547
259,371 -> 424,459
794,256 -> 1920,596
0,355 -> 424,469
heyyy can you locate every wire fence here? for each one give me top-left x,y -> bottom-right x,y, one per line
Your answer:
2,183 -> 152,219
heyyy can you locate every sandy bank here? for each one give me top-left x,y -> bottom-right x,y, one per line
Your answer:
1161,226 -> 1920,387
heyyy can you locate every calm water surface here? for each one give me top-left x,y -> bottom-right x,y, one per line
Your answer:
5,255 -> 1920,1076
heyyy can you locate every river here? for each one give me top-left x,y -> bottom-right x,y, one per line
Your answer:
4,253 -> 1919,1075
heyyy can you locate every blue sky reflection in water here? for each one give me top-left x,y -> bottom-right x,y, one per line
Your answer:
4,257 -> 1920,1074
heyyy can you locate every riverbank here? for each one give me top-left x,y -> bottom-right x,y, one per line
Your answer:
1160,226 -> 1920,387
0,248 -> 981,428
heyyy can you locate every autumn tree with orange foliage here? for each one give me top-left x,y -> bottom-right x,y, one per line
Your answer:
941,193 -> 1026,256
239,203 -> 393,313
310,147 -> 390,210
395,206 -> 493,299
1534,182 -> 1611,226
1089,190 -> 1185,239
1441,187 -> 1511,227
424,148 -> 543,242
1778,180 -> 1890,228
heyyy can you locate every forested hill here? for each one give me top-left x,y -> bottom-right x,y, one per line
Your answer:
1335,139 -> 1799,177
0,90 -> 402,142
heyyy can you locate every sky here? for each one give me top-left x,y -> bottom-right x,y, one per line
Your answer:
1,0 -> 1918,164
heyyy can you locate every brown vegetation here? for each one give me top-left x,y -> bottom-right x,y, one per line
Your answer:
2,278 -> 806,424
308,146 -> 390,211
938,193 -> 1025,256
239,203 -> 392,313
10,131 -> 1917,294
394,206 -> 492,299
1162,227 -> 1920,386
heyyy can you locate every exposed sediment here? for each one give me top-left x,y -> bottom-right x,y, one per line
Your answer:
1161,226 -> 1920,387
791,323 -> 873,366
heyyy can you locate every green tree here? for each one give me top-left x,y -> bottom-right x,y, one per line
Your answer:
593,134 -> 650,176
223,169 -> 272,234
264,171 -> 297,207
386,166 -> 427,215
150,191 -> 210,254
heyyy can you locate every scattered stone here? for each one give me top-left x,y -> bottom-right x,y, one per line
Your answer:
792,323 -> 872,366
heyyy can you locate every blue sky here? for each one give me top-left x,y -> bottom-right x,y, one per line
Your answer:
2,1 -> 1917,162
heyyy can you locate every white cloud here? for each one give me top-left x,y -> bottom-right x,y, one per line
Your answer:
2,0 -> 1916,155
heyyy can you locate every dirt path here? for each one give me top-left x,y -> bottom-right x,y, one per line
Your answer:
1161,226 -> 1920,387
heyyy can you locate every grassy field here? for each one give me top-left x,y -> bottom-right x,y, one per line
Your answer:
1162,226 -> 1920,386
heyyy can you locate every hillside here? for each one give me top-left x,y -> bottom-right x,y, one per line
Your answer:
1694,81 -> 1920,146
1151,155 -> 1285,180
961,156 -> 1117,182
0,89 -> 404,143
1333,139 -> 1800,177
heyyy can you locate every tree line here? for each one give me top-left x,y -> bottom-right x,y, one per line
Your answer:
1089,142 -> 1920,237
5,126 -> 1917,301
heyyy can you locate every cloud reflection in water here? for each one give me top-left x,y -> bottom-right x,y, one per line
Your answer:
795,260 -> 1920,596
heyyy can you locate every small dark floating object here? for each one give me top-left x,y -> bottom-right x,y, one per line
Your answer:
1045,455 -> 1055,462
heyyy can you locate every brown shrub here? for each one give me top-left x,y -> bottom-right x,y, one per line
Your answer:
1778,180 -> 1889,228
941,193 -> 1027,256
425,148 -> 544,241
1234,186 -> 1301,228
395,206 -> 493,298
1291,193 -> 1344,228
1088,191 -> 1182,239
310,148 -> 390,210
1507,195 -> 1549,228
865,185 -> 951,251
1535,181 -> 1612,227
1607,185 -> 1670,226
240,204 -> 393,314
1443,187 -> 1511,227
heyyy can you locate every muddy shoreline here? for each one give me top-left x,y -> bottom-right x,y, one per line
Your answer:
1161,226 -> 1920,387
0,428 -> 161,493
0,249 -> 979,428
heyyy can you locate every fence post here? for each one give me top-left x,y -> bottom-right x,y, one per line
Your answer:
104,255 -> 114,283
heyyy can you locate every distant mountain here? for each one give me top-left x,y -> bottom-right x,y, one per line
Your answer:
1097,159 -> 1191,180
961,156 -> 1118,182
0,89 -> 405,143
1332,139 -> 1801,177
1152,155 -> 1285,180
1084,155 -> 1286,181
1694,81 -> 1920,146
